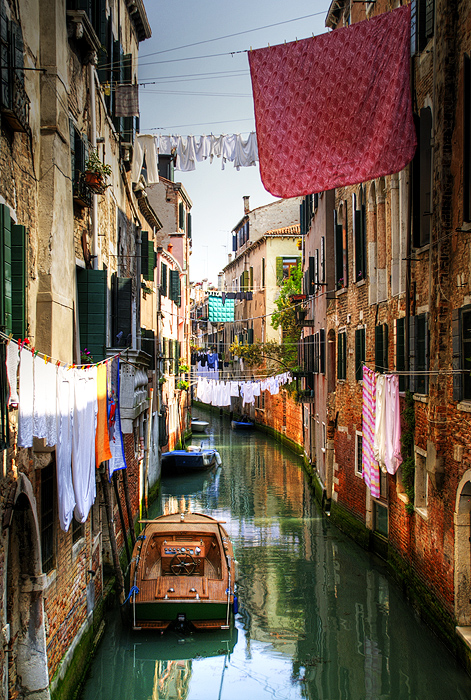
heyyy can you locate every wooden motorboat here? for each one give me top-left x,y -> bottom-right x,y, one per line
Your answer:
191,419 -> 209,433
126,512 -> 238,632
161,446 -> 220,473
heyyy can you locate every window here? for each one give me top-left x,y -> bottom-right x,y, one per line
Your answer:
374,502 -> 388,537
282,258 -> 298,280
453,306 -> 471,401
0,204 -> 28,339
41,462 -> 55,574
0,9 -> 29,133
334,203 -> 348,289
355,431 -> 363,476
353,190 -> 367,282
409,314 -> 429,394
261,258 -> 265,289
320,237 -> 325,284
72,517 -> 84,545
187,212 -> 192,239
178,202 -> 185,231
355,327 -> 366,382
410,0 -> 434,56
375,323 -> 388,373
337,330 -> 347,380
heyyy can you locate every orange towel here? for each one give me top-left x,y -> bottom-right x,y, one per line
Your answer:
95,363 -> 112,466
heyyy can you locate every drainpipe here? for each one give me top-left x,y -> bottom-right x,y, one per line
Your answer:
89,61 -> 99,270
136,227 -> 142,350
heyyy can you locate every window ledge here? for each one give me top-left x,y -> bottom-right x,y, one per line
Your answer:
459,222 -> 471,232
336,287 -> 348,296
355,470 -> 363,478
397,491 -> 409,504
45,569 -> 57,590
72,536 -> 86,561
415,506 -> 429,520
356,279 -> 366,287
413,393 -> 429,403
457,401 -> 471,413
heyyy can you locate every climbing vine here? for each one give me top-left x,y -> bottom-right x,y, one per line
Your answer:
401,390 -> 416,515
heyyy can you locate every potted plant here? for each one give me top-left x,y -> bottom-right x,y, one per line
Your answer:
83,149 -> 112,193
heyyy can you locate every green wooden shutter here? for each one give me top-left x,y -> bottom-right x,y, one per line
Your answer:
396,317 -> 406,392
355,328 -> 365,382
175,340 -> 180,374
0,204 -> 12,333
141,230 -> 149,279
77,268 -> 107,361
276,257 -> 283,285
416,314 -> 427,394
169,339 -> 175,374
375,325 -> 384,373
161,262 -> 168,296
337,331 -> 346,380
335,213 -> 343,287
320,328 -> 325,374
11,224 -> 27,339
187,212 -> 192,239
247,328 -> 254,345
149,239 -> 156,281
178,202 -> 185,231
409,315 -> 417,393
249,267 -> 253,291
162,337 -> 169,374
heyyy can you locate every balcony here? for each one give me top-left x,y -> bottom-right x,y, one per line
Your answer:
73,173 -> 92,208
295,389 -> 316,404
295,308 -> 316,327
1,72 -> 30,133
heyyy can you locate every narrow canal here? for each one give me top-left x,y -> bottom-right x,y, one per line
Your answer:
80,410 -> 471,700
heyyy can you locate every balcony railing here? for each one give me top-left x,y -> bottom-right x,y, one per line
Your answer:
1,73 -> 30,133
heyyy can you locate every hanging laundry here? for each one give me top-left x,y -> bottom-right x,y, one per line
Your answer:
384,374 -> 403,475
248,5 -> 416,197
131,134 -> 159,185
230,381 -> 240,397
108,357 -> 127,480
233,132 -> 258,170
373,374 -> 387,467
72,366 -> 98,523
33,356 -> 57,447
56,366 -> 76,532
0,343 -> 9,450
18,348 -> 34,447
362,366 -> 380,499
95,363 -> 112,467
115,84 -> 139,117
6,340 -> 19,406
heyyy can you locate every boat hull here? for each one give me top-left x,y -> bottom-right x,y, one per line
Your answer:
231,420 -> 255,430
191,420 -> 209,433
161,449 -> 217,472
133,600 -> 234,631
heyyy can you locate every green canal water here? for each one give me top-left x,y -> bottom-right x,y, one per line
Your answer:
80,410 -> 471,699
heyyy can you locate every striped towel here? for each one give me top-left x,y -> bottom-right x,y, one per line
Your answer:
362,366 -> 381,498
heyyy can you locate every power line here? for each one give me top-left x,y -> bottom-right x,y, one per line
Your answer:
138,11 -> 327,59
141,89 -> 251,98
141,117 -> 254,131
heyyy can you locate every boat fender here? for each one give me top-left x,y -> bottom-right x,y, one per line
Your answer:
233,596 -> 239,614
137,534 -> 146,541
215,451 -> 222,466
122,585 -> 139,605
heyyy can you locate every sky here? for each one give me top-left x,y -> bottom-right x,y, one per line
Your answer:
138,1 -> 332,284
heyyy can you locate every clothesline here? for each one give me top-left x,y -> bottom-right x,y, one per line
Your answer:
131,132 -> 259,184
362,361 -> 467,376
0,331 -> 124,370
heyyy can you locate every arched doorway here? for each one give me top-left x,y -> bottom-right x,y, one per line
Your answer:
6,473 -> 50,699
455,471 -> 471,626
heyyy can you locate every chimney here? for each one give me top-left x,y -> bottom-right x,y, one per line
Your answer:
243,196 -> 250,214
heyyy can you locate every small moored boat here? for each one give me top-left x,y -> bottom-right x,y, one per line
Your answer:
231,419 -> 255,430
125,512 -> 238,632
161,445 -> 220,473
191,419 -> 209,433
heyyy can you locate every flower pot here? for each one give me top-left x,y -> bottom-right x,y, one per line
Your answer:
83,170 -> 107,193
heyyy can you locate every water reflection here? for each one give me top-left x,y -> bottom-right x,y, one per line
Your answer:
81,411 -> 471,700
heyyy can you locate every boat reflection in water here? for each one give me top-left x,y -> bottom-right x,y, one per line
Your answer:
134,627 -> 238,700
